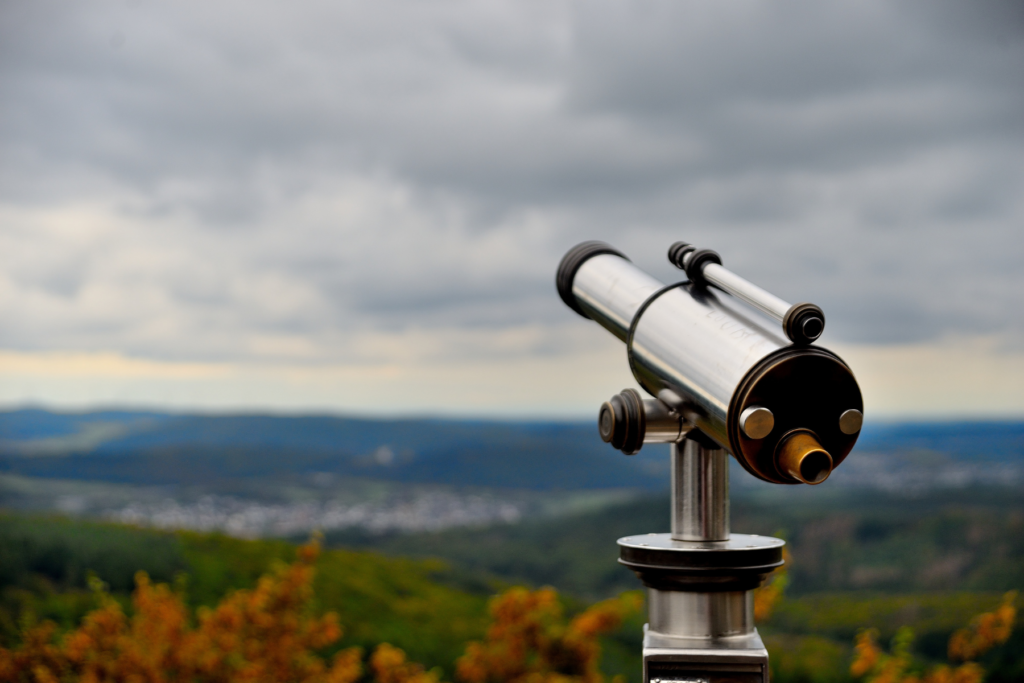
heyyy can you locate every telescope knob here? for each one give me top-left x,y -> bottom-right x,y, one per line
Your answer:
599,390 -> 691,455
599,389 -> 646,455
667,242 -> 722,288
667,241 -> 695,269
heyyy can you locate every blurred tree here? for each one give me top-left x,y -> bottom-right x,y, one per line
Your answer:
850,592 -> 1017,683
0,541 -> 361,683
754,548 -> 790,623
456,587 -> 641,683
0,542 -> 641,683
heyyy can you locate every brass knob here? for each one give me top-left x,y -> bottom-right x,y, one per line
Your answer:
739,405 -> 774,439
775,430 -> 833,484
839,409 -> 863,435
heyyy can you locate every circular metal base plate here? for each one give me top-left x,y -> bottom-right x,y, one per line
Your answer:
618,533 -> 785,591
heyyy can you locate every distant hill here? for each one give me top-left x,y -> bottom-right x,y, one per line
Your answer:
0,409 -> 669,489
324,485 -> 1024,599
856,420 -> 1024,460
0,409 -> 1021,490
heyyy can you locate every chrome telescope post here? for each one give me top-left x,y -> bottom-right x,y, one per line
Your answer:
558,241 -> 865,683
672,438 -> 729,543
615,414 -> 782,683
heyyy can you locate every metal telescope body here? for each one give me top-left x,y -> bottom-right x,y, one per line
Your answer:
556,241 -> 864,683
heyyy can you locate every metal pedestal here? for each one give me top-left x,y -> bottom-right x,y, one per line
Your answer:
619,438 -> 785,683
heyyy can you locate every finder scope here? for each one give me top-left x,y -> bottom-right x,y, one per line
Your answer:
557,241 -> 863,485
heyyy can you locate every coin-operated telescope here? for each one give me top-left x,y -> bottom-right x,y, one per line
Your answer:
557,241 -> 863,683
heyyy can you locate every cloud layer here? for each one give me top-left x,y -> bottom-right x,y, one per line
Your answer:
0,0 -> 1022,413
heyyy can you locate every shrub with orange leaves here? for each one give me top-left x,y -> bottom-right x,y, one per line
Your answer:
753,547 -> 790,623
372,642 -> 442,683
456,587 -> 642,683
0,540 -> 646,683
948,591 -> 1017,662
850,592 -> 1017,683
850,629 -> 882,679
0,540 -> 364,683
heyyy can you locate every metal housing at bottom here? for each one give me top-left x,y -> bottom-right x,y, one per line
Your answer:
619,531 -> 783,683
644,627 -> 769,683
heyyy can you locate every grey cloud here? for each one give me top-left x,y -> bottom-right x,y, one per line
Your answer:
0,0 -> 1021,364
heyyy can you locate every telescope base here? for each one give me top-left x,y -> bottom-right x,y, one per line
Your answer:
621,533 -> 782,683
643,625 -> 769,683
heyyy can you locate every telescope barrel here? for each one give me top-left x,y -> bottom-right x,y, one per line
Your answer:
556,242 -> 661,341
557,241 -> 863,485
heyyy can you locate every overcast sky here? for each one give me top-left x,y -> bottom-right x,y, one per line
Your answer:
1,0 -> 1022,418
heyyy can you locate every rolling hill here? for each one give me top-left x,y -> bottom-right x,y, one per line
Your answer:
0,409 -> 1021,491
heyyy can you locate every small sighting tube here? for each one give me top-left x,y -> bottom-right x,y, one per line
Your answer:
672,438 -> 729,541
704,262 -> 791,324
668,241 -> 825,345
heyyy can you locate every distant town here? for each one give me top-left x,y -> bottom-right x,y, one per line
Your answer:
103,490 -> 524,538
2,410 -> 1022,539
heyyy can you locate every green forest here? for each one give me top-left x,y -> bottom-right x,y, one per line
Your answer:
2,485 -> 1023,683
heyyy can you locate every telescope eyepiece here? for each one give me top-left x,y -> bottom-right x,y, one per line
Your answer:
775,430 -> 833,485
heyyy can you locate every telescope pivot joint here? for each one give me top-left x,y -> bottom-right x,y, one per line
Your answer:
599,390 -> 691,455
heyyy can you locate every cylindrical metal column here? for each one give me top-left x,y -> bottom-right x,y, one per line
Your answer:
671,438 -> 730,541
647,589 -> 753,638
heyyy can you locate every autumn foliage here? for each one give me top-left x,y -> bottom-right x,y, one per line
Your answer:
947,591 -> 1018,663
0,541 -> 364,683
2,533 -> 1018,683
753,548 -> 789,623
850,591 -> 1017,683
0,541 -> 640,683
457,587 -> 641,683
